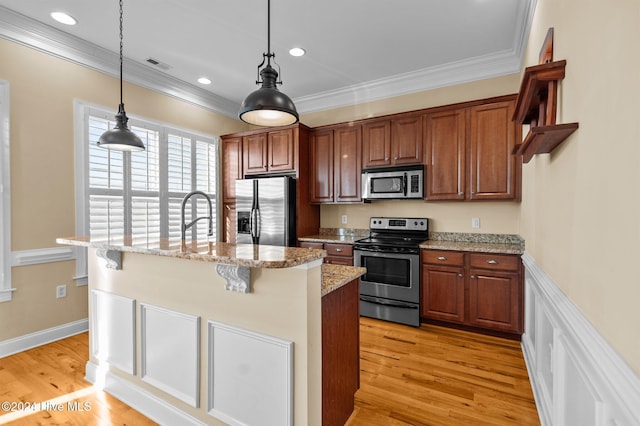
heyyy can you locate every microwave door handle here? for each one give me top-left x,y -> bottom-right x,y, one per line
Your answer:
403,173 -> 408,196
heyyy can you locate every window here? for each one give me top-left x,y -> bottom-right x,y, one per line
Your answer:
0,81 -> 12,302
74,102 -> 219,279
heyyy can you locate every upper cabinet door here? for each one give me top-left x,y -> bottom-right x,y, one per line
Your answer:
222,136 -> 243,203
425,109 -> 467,201
333,126 -> 362,203
268,129 -> 296,172
362,120 -> 391,168
309,129 -> 334,203
469,101 -> 520,201
242,133 -> 268,175
391,114 -> 423,165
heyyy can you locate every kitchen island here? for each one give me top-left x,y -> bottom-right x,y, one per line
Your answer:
57,237 -> 365,426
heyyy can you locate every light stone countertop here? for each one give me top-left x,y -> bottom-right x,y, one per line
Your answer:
419,240 -> 524,255
321,264 -> 366,296
56,236 -> 326,268
298,234 -> 361,244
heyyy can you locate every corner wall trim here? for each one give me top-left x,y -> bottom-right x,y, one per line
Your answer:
11,246 -> 75,267
0,318 -> 88,358
85,361 -> 208,426
521,252 -> 640,426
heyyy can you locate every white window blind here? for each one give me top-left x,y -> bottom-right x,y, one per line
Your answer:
81,106 -> 218,250
0,81 -> 12,302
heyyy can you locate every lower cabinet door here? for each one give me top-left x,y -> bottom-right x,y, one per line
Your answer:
468,269 -> 521,332
421,265 -> 465,323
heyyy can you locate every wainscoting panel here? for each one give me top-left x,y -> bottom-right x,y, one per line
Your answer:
90,290 -> 135,374
140,303 -> 200,408
207,321 -> 293,426
521,253 -> 640,426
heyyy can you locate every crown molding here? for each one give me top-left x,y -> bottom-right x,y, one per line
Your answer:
0,6 -> 240,119
0,1 -> 536,117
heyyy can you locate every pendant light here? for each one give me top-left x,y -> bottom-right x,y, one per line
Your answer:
239,0 -> 299,127
97,0 -> 145,151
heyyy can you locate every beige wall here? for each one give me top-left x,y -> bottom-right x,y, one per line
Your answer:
301,74 -> 523,235
519,0 -> 640,373
0,38 -> 248,341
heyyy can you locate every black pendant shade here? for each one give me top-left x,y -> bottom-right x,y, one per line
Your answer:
239,0 -> 298,127
97,0 -> 145,151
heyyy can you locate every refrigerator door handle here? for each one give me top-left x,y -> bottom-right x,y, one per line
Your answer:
253,208 -> 261,238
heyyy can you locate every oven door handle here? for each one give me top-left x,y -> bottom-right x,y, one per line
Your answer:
360,295 -> 417,309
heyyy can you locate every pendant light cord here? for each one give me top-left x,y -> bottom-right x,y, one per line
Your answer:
119,0 -> 124,106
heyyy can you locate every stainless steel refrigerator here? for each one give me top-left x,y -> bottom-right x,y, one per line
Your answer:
235,176 -> 296,246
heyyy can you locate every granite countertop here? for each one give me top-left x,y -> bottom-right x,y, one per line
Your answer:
56,236 -> 326,268
298,234 -> 360,244
420,232 -> 525,255
321,264 -> 366,296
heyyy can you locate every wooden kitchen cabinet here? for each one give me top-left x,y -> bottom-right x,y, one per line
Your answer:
362,114 -> 423,168
309,124 -> 362,204
421,249 -> 523,337
243,128 -> 296,176
424,96 -> 521,201
299,241 -> 354,266
220,124 -> 320,243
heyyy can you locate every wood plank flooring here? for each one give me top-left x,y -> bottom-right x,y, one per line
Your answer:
0,319 -> 539,425
347,317 -> 540,425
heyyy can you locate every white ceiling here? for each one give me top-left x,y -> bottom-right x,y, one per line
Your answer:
0,0 -> 535,119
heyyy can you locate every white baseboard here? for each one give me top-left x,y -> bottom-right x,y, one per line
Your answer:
521,252 -> 640,426
0,318 -> 88,358
85,361 -> 208,426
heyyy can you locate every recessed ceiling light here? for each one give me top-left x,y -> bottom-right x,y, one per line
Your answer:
289,47 -> 306,57
50,12 -> 77,26
197,77 -> 212,85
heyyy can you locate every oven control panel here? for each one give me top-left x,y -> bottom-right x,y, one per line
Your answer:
369,217 -> 428,231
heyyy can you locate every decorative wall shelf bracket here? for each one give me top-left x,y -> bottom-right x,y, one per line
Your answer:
96,249 -> 122,270
512,28 -> 579,163
216,264 -> 251,294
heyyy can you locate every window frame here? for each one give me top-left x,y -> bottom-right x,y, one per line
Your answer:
0,81 -> 12,302
74,100 -> 220,282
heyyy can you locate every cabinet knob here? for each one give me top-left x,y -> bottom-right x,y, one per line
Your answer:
394,156 -> 398,160
437,256 -> 447,261
458,273 -> 463,277
470,275 -> 476,279
487,259 -> 499,265
335,248 -> 342,252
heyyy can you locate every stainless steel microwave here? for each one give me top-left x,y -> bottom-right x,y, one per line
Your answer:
361,165 -> 424,200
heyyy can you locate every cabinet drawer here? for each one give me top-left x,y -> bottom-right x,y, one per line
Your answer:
325,256 -> 354,266
300,241 -> 324,250
422,250 -> 464,266
325,243 -> 353,257
469,253 -> 520,272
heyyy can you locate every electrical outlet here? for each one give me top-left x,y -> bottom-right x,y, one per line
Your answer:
341,215 -> 348,225
56,284 -> 67,299
471,217 -> 481,229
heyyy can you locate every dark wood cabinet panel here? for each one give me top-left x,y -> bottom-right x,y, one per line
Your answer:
421,249 -> 524,337
299,241 -> 354,265
469,101 -> 520,200
468,270 -> 521,332
425,109 -> 466,200
222,136 -> 243,203
322,279 -> 360,426
333,126 -> 362,203
222,203 -> 236,244
309,130 -> 334,203
242,133 -> 268,175
421,265 -> 465,323
267,128 -> 295,172
362,120 -> 391,168
391,114 -> 423,165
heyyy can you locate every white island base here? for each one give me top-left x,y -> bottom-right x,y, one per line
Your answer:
84,247 -> 324,426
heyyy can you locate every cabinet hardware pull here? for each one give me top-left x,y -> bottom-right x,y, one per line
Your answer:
335,248 -> 342,252
470,275 -> 476,279
487,259 -> 499,264
458,273 -> 463,277
437,256 -> 447,261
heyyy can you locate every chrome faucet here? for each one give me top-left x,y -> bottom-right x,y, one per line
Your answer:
181,190 -> 213,247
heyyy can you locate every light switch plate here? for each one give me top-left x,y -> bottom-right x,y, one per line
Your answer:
341,215 -> 348,224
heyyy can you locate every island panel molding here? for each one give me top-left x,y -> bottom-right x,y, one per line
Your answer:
90,290 -> 135,375
140,303 -> 201,408
207,321 -> 293,426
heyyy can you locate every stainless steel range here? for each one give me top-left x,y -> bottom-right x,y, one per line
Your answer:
354,217 -> 428,327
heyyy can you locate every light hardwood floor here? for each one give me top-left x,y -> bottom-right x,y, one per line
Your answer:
0,319 -> 539,426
